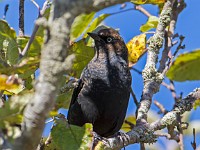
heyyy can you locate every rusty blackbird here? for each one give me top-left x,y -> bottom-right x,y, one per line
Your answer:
67,28 -> 131,137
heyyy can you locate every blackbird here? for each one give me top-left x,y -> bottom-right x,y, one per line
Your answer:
67,28 -> 131,137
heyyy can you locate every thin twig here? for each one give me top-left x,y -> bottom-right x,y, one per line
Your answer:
173,35 -> 185,56
19,0 -> 25,36
161,81 -> 178,101
131,88 -> 138,106
3,4 -> 9,20
191,128 -> 196,150
162,35 -> 185,75
158,31 -> 172,73
135,5 -> 152,17
110,8 -> 135,16
131,67 -> 142,75
153,100 -> 168,114
179,133 -> 184,150
19,0 -> 51,60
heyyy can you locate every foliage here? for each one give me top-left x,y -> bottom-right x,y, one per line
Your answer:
167,49 -> 200,81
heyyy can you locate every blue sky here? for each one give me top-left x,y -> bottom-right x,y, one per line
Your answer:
0,0 -> 200,149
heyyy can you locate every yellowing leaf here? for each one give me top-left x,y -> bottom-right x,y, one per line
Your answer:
131,0 -> 165,5
131,0 -> 147,4
121,116 -> 136,132
140,16 -> 159,32
193,99 -> 200,110
147,0 -> 165,4
0,74 -> 23,92
126,34 -> 146,66
167,49 -> 200,81
0,56 -> 39,79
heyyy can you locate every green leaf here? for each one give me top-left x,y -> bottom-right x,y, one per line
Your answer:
70,12 -> 95,41
0,20 -> 16,38
167,49 -> 200,81
50,117 -> 92,150
68,40 -> 94,78
84,14 -> 110,38
140,16 -> 159,32
0,56 -> 39,79
17,36 -> 43,57
0,92 -> 32,127
0,20 -> 18,65
55,91 -> 73,110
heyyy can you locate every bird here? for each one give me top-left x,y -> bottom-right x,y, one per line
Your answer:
67,28 -> 132,137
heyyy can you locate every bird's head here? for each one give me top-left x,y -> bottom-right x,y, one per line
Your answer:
87,28 -> 128,62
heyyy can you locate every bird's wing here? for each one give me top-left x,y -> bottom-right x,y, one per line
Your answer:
69,78 -> 84,106
69,65 -> 91,105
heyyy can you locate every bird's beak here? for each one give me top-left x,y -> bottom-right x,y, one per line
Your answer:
87,32 -> 102,41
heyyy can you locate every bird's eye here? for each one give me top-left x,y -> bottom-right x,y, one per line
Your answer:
106,37 -> 113,43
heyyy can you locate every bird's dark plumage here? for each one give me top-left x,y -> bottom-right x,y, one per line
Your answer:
67,28 -> 131,137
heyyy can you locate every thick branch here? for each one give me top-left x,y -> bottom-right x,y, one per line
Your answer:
137,0 -> 175,121
102,88 -> 200,150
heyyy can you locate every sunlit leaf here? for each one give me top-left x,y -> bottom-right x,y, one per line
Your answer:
121,116 -> 136,132
68,40 -> 94,78
147,0 -> 165,4
140,16 -> 158,32
131,0 -> 147,4
17,36 -> 43,57
0,74 -> 24,93
84,14 -> 110,38
50,116 -> 92,150
0,20 -> 16,38
126,34 -> 146,66
167,49 -> 200,81
193,99 -> 200,110
0,20 -> 18,65
70,12 -> 95,41
0,56 -> 39,79
131,0 -> 165,5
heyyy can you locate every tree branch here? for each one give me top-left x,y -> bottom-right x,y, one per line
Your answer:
19,0 -> 25,36
19,0 -> 51,60
137,0 -> 175,121
101,88 -> 200,150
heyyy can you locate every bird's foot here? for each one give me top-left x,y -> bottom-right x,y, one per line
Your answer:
92,132 -> 109,145
117,131 -> 127,150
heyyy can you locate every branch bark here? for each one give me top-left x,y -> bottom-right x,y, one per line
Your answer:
101,88 -> 200,150
137,0 -> 175,121
19,0 -> 24,36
